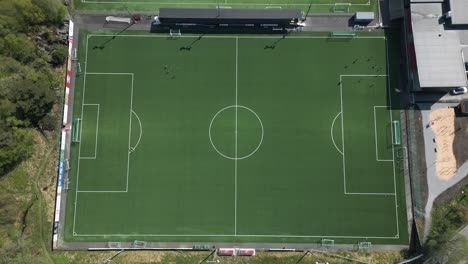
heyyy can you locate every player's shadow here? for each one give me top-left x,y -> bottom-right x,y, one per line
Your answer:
93,22 -> 134,50
179,34 -> 204,51
264,33 -> 289,49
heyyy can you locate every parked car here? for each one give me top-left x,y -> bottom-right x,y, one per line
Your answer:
451,86 -> 467,95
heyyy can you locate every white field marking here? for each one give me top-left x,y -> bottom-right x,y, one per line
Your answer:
74,35 -> 398,239
340,74 -> 395,196
373,106 -> 393,162
130,110 -> 143,151
339,75 -> 346,194
208,105 -> 264,160
126,74 -> 134,192
86,72 -> 133,75
79,104 -> 100,160
73,233 -> 398,239
82,0 -> 371,6
385,38 -> 400,238
74,73 -> 133,196
346,192 -> 395,196
330,112 -> 343,155
87,34 -> 386,40
77,190 -> 127,193
73,34 -> 91,234
340,72 -> 399,238
234,37 -> 238,236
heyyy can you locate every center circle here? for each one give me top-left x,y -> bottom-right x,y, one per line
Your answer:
209,105 -> 264,160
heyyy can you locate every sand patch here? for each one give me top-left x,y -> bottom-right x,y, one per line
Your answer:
429,108 -> 457,180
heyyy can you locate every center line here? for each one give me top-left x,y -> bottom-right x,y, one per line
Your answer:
234,37 -> 238,236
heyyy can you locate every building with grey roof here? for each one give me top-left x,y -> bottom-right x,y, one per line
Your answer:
405,0 -> 468,91
448,0 -> 468,25
413,31 -> 466,88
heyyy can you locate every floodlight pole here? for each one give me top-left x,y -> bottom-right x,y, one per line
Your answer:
123,4 -> 133,18
305,0 -> 313,20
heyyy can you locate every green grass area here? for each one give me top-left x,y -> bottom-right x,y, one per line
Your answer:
64,31 -> 408,245
73,0 -> 377,12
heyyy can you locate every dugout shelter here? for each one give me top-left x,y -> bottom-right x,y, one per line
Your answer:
151,8 -> 304,33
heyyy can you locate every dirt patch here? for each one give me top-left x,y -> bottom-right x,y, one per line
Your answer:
429,108 -> 457,180
453,113 -> 468,168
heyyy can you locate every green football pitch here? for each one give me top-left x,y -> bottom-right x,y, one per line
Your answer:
64,31 -> 408,245
75,0 -> 376,12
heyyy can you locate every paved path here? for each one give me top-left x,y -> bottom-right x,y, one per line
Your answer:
418,103 -> 468,239
74,12 -> 383,32
460,225 -> 468,238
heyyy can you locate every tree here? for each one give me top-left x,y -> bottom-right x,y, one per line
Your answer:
0,99 -> 33,176
8,77 -> 55,127
50,44 -> 68,67
33,0 -> 66,25
1,34 -> 36,64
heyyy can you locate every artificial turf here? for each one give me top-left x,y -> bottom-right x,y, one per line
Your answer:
64,31 -> 408,245
74,0 -> 377,13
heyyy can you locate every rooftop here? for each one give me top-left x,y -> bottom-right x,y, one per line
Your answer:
159,8 -> 303,20
413,31 -> 467,88
410,3 -> 443,32
449,0 -> 468,25
411,0 -> 443,2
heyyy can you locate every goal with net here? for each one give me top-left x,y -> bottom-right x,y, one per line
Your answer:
393,120 -> 401,145
132,240 -> 147,248
76,62 -> 82,75
332,3 -> 351,13
357,241 -> 372,250
321,239 -> 335,249
169,29 -> 182,38
330,31 -> 356,38
72,118 -> 81,143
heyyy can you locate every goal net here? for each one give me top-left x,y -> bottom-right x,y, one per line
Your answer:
330,31 -> 356,38
321,239 -> 335,249
76,62 -> 82,75
332,3 -> 351,13
392,120 -> 401,145
358,241 -> 372,250
107,242 -> 122,248
72,48 -> 78,61
169,29 -> 182,38
72,118 -> 81,143
132,240 -> 147,248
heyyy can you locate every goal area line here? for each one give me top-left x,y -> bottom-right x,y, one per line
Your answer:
78,104 -> 100,160
373,106 -> 393,162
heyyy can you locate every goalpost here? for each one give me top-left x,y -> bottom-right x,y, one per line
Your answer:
76,62 -> 82,75
357,241 -> 372,250
392,120 -> 401,145
132,240 -> 147,249
169,29 -> 182,38
330,31 -> 356,38
72,48 -> 78,61
72,118 -> 81,143
332,3 -> 351,13
321,239 -> 335,249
